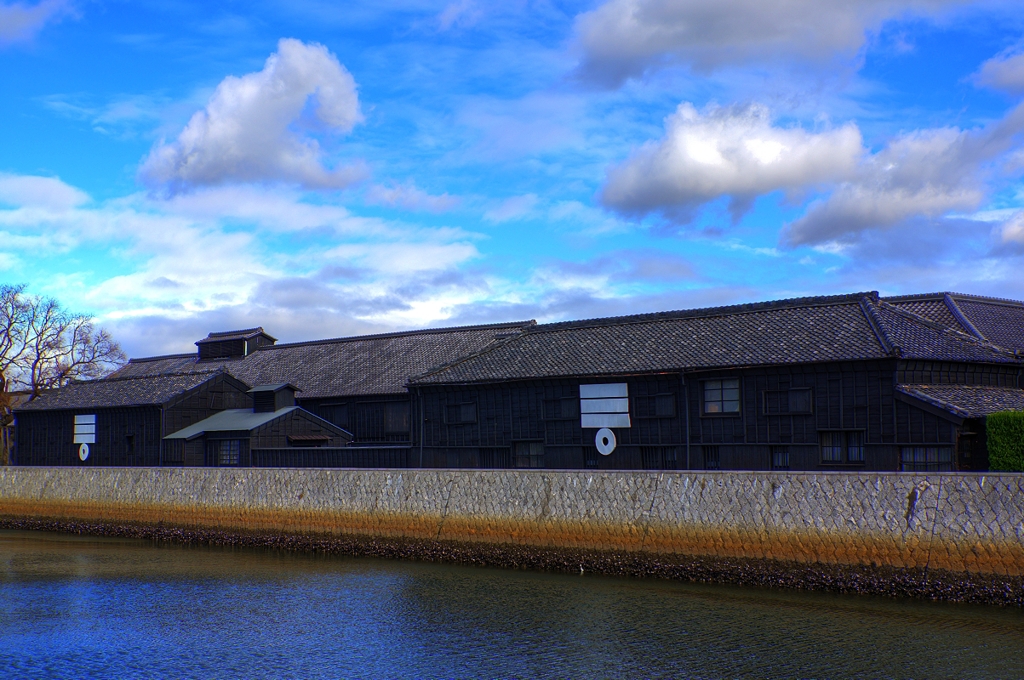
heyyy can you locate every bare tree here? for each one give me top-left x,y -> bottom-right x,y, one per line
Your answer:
0,284 -> 127,464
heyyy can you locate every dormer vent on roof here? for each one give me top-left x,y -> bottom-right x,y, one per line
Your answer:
196,328 -> 277,361
247,383 -> 299,413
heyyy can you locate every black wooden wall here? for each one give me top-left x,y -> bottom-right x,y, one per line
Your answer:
163,376 -> 251,436
410,359 -> 1014,472
14,407 -> 163,467
300,395 -> 411,445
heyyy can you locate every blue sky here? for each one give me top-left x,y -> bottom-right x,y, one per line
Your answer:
2,0 -> 1024,356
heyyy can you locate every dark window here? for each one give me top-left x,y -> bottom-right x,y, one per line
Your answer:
640,446 -> 677,469
819,431 -> 865,464
764,388 -> 812,414
820,431 -> 843,463
287,435 -> 330,448
900,446 -> 953,472
703,445 -> 720,470
847,431 -> 865,462
446,402 -> 477,424
954,436 -> 970,462
217,440 -> 241,466
636,394 -> 676,419
385,402 -> 411,433
704,379 -> 740,414
543,398 -> 579,420
252,391 -> 275,413
654,394 -> 676,418
319,403 -> 349,429
770,446 -> 790,470
514,441 -> 544,468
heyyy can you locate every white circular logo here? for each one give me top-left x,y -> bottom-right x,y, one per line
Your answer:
78,443 -> 90,461
595,428 -> 616,456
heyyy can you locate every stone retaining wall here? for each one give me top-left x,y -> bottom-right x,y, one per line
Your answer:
0,467 -> 1022,576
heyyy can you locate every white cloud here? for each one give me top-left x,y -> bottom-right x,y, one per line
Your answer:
571,0 -> 979,85
0,173 -> 89,209
780,107 -> 1024,247
484,194 -> 538,222
139,38 -> 365,193
365,182 -> 459,212
601,103 -> 862,221
996,210 -> 1024,249
975,49 -> 1024,94
0,0 -> 69,45
437,0 -> 482,31
0,173 -> 490,356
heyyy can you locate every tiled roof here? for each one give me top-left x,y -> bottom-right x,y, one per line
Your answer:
15,371 -> 223,411
895,384 -> 1024,419
412,293 -> 1020,385
885,292 -> 1024,351
108,321 -> 536,398
952,298 -> 1024,352
882,297 -> 966,333
868,302 -> 1015,363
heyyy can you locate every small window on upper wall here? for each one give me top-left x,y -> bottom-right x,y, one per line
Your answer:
543,398 -> 578,420
446,402 -> 477,424
385,402 -> 411,433
654,394 -> 676,418
703,379 -> 740,414
763,388 -> 812,414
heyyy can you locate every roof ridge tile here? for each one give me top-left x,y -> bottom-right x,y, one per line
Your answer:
253,319 -> 537,351
531,291 -> 878,333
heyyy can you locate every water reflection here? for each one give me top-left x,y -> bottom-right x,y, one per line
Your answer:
1,530 -> 1022,678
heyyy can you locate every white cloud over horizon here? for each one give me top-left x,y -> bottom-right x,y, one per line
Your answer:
139,38 -> 366,194
0,172 -> 490,356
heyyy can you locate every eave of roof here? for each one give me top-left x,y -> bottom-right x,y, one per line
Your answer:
895,384 -> 1024,420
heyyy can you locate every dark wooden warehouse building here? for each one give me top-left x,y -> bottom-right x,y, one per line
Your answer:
14,291 -> 1024,472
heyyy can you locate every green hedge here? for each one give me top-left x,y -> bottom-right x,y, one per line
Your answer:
987,411 -> 1024,472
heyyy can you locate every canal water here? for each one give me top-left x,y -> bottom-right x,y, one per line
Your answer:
1,530 -> 1022,679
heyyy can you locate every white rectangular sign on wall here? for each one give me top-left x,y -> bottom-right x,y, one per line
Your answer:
579,383 -> 630,429
74,414 -> 96,444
